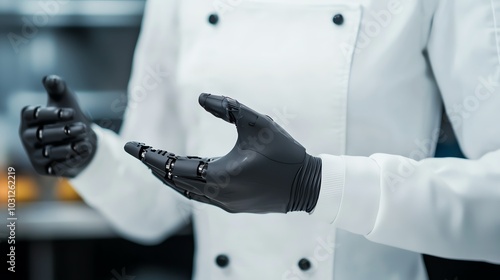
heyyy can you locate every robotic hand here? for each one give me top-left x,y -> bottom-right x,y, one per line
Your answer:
125,93 -> 322,214
19,75 -> 97,178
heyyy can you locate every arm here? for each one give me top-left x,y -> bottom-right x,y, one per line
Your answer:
313,0 -> 500,263
70,0 -> 190,244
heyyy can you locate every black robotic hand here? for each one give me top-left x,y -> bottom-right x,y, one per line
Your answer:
124,93 -> 321,214
19,75 -> 97,178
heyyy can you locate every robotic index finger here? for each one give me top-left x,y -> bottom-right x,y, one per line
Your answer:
124,141 -> 209,183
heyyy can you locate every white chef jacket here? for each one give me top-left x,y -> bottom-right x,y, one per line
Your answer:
70,0 -> 500,279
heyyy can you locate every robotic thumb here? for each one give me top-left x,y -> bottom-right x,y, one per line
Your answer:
43,75 -> 82,111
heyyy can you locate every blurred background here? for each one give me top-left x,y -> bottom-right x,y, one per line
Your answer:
0,1 -> 193,279
0,1 -> 498,280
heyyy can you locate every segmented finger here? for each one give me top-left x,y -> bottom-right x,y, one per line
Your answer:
22,106 -> 74,125
22,123 -> 87,144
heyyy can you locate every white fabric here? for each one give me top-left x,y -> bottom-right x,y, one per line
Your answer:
70,0 -> 500,279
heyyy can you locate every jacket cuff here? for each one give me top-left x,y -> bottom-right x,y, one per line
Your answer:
69,124 -> 124,204
311,154 -> 345,223
312,155 -> 382,235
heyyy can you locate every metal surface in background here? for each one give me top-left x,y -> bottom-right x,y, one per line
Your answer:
0,0 -> 145,27
0,3 -> 190,280
0,0 -> 145,169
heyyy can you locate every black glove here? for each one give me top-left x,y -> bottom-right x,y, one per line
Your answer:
124,93 -> 321,214
19,75 -> 97,178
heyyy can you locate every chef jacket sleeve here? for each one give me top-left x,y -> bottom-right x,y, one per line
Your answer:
312,0 -> 500,264
69,0 -> 192,245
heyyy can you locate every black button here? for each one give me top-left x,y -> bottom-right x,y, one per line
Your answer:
216,254 -> 229,268
208,13 -> 219,25
298,258 -> 311,271
333,14 -> 344,25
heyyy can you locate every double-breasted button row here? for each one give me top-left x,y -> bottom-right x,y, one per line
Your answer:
215,254 -> 313,271
207,13 -> 344,26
